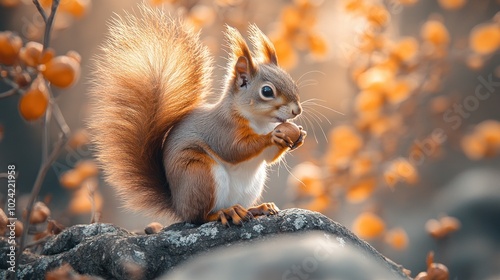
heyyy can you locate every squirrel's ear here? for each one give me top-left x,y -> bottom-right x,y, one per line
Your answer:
225,25 -> 256,86
235,56 -> 251,88
249,24 -> 278,65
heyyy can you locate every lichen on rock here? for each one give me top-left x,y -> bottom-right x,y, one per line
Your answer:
0,208 -> 410,280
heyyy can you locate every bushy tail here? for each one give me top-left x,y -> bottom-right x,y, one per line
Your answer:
88,5 -> 212,215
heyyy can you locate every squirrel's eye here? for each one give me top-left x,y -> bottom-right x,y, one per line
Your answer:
260,85 -> 275,100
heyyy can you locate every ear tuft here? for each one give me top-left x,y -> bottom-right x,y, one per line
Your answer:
225,25 -> 256,78
249,24 -> 278,65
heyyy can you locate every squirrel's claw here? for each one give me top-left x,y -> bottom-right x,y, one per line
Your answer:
248,202 -> 280,217
290,129 -> 307,150
272,131 -> 294,149
208,204 -> 254,227
208,203 -> 279,227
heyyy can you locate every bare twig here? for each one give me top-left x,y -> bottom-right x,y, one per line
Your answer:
32,0 -> 60,49
15,1 -> 63,278
50,94 -> 71,137
17,133 -> 68,268
42,97 -> 52,162
1,75 -> 19,89
24,234 -> 52,250
32,0 -> 47,23
0,88 -> 17,99
43,0 -> 60,50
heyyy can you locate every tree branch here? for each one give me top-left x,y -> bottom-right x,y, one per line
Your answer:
43,0 -> 60,50
32,0 -> 47,23
14,1 -> 64,278
0,88 -> 17,99
17,133 -> 68,269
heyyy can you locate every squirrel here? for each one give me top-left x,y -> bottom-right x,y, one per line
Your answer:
88,5 -> 306,226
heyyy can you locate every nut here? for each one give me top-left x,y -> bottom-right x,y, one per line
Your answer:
275,122 -> 301,143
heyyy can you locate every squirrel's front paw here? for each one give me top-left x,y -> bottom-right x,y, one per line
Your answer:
290,126 -> 307,150
272,123 -> 306,150
272,128 -> 295,149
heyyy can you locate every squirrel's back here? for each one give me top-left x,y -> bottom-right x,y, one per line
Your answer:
88,5 -> 213,215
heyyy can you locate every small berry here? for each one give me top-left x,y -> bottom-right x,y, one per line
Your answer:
14,220 -> 23,237
421,20 -> 450,46
75,160 -> 99,179
59,169 -> 84,189
23,201 -> 51,224
470,23 -> 500,55
0,31 -> 22,65
19,41 -> 43,67
19,79 -> 49,121
352,212 -> 386,239
40,55 -> 81,88
438,0 -> 466,10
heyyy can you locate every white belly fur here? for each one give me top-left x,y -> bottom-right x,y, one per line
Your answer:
211,155 -> 268,211
211,121 -> 281,212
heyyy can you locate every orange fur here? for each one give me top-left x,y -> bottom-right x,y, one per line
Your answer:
166,147 -> 216,222
205,204 -> 252,226
198,111 -> 289,165
225,26 -> 256,90
269,146 -> 289,163
89,4 -> 304,224
249,24 -> 278,65
88,5 -> 212,216
223,114 -> 272,163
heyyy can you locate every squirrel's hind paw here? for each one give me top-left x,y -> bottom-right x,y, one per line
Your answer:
248,202 -> 280,217
207,204 -> 254,227
206,203 -> 279,227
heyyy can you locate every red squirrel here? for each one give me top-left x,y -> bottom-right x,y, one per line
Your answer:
88,5 -> 306,226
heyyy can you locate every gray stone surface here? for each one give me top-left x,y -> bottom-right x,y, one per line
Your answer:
163,232 -> 407,280
0,208 -> 410,279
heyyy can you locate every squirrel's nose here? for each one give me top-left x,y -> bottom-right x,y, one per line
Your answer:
292,104 -> 302,117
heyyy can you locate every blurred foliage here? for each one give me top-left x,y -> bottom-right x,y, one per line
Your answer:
289,0 -> 500,248
1,0 -> 500,279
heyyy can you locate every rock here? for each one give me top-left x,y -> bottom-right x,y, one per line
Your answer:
0,208 -> 410,280
163,232 -> 408,280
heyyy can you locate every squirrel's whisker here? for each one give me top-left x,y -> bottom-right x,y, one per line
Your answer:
298,78 -> 318,87
301,98 -> 328,104
302,104 -> 332,125
304,108 -> 323,125
300,113 -> 319,143
303,111 -> 328,142
298,80 -> 319,89
301,101 -> 345,116
282,157 -> 308,189
296,70 -> 326,85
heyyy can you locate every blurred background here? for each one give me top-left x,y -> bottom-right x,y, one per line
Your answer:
1,0 -> 500,279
